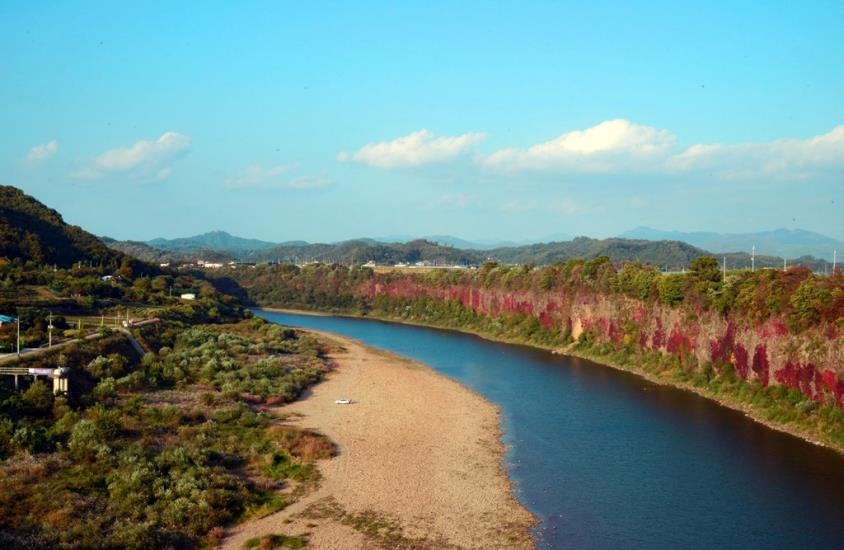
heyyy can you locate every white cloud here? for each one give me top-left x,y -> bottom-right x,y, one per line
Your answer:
287,176 -> 330,189
501,198 -> 591,215
434,193 -> 472,208
481,119 -> 844,181
339,129 -> 486,168
483,119 -> 676,173
27,140 -> 59,162
73,131 -> 190,181
225,164 -> 329,190
225,164 -> 294,188
667,124 -> 844,180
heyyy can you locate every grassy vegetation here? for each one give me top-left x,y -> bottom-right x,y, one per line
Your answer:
302,497 -> 444,549
0,317 -> 335,548
1,186 -> 343,546
242,533 -> 310,549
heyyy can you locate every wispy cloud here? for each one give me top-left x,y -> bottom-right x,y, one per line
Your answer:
434,193 -> 472,208
287,176 -> 330,189
26,140 -> 59,163
502,197 -> 593,215
483,119 -> 676,173
225,164 -> 329,190
481,119 -> 844,181
338,129 -> 486,168
666,124 -> 844,180
225,164 -> 294,188
72,131 -> 190,181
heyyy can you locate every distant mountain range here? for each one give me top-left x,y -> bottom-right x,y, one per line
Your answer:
619,227 -> 843,262
96,227 -> 837,272
98,231 -> 729,270
3,183 -> 833,273
368,234 -> 569,250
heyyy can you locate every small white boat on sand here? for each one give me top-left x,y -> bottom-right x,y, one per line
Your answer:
335,398 -> 353,404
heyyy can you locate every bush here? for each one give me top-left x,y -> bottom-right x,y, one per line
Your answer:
21,380 -> 54,412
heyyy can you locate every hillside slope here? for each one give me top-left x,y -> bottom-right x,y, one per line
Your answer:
0,185 -> 128,267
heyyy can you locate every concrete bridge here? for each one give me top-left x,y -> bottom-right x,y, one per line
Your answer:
0,365 -> 69,393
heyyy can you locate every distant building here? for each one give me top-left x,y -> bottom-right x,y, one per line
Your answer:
180,293 -> 197,300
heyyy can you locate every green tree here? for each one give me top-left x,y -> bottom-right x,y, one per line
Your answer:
689,256 -> 722,283
22,380 -> 54,411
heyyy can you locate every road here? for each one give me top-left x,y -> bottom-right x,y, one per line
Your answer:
0,324 -> 154,366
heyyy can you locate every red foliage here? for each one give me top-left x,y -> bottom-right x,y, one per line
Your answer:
470,288 -> 482,310
774,360 -> 815,399
819,369 -> 844,405
651,318 -> 664,349
758,319 -> 789,338
799,363 -> 816,399
732,343 -> 749,380
666,327 -> 690,355
608,320 -> 624,345
711,322 -> 737,364
775,361 -> 799,388
538,310 -> 556,330
751,345 -> 769,386
632,306 -> 646,324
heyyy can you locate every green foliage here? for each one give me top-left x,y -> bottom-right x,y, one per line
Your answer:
0,185 -> 135,268
657,274 -> 685,306
21,381 -> 54,412
0,318 -> 332,548
689,256 -> 722,283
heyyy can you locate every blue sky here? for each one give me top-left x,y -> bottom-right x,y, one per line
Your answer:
3,1 -> 843,243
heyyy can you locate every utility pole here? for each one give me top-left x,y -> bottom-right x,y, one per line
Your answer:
751,245 -> 756,272
48,311 -> 53,348
834,250 -> 838,274
16,313 -> 20,357
722,256 -> 726,280
783,257 -> 787,272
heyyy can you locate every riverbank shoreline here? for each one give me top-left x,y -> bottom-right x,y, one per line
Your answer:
257,307 -> 843,456
223,328 -> 535,549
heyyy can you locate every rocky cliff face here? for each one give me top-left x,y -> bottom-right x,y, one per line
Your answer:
358,275 -> 844,406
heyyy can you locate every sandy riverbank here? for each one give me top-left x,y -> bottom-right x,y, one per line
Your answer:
222,330 -> 534,549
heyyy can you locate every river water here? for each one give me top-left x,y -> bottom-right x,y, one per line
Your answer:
256,310 -> 844,549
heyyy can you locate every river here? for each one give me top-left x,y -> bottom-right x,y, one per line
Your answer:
256,310 -> 844,549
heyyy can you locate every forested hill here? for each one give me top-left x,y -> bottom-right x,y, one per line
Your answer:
484,237 -> 705,267
0,185 -> 129,268
147,230 -> 278,254
106,232 -> 828,272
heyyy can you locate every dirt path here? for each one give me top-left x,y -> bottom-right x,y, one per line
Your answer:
222,331 -> 534,549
